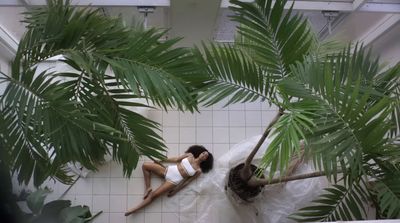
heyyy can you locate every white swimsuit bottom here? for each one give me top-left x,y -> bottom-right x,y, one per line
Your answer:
165,165 -> 184,185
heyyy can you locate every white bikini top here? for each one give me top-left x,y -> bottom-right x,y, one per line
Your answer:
181,157 -> 197,176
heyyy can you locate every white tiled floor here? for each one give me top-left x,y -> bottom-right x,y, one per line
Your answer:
13,99 -> 278,223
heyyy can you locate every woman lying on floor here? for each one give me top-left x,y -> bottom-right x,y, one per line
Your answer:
125,145 -> 214,216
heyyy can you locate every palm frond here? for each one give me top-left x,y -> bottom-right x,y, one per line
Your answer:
258,99 -> 318,178
374,177 -> 400,218
278,45 -> 393,182
195,43 -> 270,107
1,0 -> 203,186
230,0 -> 314,76
373,64 -> 400,137
290,183 -> 369,222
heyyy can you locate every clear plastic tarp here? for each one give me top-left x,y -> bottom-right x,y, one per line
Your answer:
176,135 -> 329,223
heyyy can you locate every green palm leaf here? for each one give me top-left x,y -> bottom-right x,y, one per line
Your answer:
1,0 -> 204,186
374,175 -> 400,218
278,45 -> 393,181
195,43 -> 269,107
290,183 -> 369,222
230,0 -> 314,76
258,99 -> 318,178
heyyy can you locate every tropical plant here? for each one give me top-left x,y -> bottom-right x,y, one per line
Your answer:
0,0 -> 205,187
18,187 -> 100,223
195,0 -> 400,221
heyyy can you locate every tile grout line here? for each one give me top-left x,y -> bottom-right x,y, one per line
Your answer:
108,163 -> 111,223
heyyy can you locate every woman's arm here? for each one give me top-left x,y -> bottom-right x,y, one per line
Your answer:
162,153 -> 190,163
167,171 -> 201,197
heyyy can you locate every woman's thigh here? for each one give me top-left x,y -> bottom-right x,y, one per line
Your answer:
152,181 -> 176,198
143,162 -> 166,177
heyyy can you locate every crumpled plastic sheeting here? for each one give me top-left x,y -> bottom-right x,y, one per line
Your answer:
178,135 -> 329,223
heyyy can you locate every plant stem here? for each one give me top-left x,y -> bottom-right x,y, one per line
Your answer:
239,108 -> 284,181
247,171 -> 327,187
86,211 -> 103,222
59,176 -> 80,200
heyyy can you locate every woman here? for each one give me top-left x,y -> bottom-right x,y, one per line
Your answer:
125,145 -> 214,216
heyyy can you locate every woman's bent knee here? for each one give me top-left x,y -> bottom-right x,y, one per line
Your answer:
142,162 -> 152,169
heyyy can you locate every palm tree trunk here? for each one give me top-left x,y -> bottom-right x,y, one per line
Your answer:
239,108 -> 284,181
247,171 -> 326,187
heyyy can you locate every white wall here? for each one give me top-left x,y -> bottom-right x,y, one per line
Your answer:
0,53 -> 10,96
0,7 -> 26,41
369,22 -> 400,68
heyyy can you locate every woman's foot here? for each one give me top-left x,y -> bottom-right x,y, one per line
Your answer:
143,188 -> 152,199
124,211 -> 132,216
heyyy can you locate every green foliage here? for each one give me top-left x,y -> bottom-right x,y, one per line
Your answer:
194,43 -> 268,107
21,188 -> 99,223
27,188 -> 51,214
196,0 -> 400,221
290,183 -> 369,221
0,0 -> 205,186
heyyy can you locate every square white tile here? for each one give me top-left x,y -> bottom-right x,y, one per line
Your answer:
245,110 -> 262,126
92,195 -> 110,212
212,111 -> 229,126
179,144 -> 192,154
126,212 -> 144,223
262,110 -> 278,125
179,127 -> 196,143
128,178 -> 144,195
196,127 -> 213,144
110,162 -> 125,178
109,195 -> 127,212
165,144 -> 179,157
75,178 -> 93,195
93,178 -> 110,195
145,213 -> 162,223
162,213 -> 179,223
212,127 -> 229,143
229,111 -> 246,126
196,111 -> 213,126
110,178 -> 127,195
109,213 -> 126,223
163,127 -> 179,143
163,111 -> 179,126
229,127 -> 246,144
246,127 -> 263,138
179,112 -> 196,126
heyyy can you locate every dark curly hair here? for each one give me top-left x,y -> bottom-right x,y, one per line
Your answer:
185,145 -> 213,173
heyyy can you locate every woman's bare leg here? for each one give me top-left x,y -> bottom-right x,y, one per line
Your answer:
125,181 -> 176,216
141,162 -> 166,199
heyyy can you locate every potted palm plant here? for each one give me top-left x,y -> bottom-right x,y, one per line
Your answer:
0,0 -> 205,187
195,0 -> 400,220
